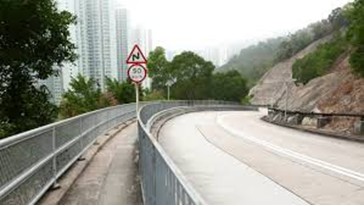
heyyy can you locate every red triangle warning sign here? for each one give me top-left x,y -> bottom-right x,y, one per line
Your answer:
126,44 -> 148,64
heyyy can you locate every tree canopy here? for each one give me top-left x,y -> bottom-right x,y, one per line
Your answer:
346,0 -> 364,76
170,52 -> 214,100
59,74 -> 104,118
147,46 -> 171,91
0,0 -> 76,138
147,48 -> 249,102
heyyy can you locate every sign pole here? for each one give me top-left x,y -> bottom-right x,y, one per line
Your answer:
126,44 -> 148,117
135,83 -> 139,116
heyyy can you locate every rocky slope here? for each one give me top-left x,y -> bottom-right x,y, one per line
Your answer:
249,35 -> 364,134
249,35 -> 364,114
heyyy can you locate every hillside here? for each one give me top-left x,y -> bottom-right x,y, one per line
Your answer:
249,35 -> 333,109
249,35 -> 364,115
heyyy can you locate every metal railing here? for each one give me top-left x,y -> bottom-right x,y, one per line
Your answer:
268,107 -> 364,119
0,100 -> 250,205
0,104 -> 136,205
137,101 -> 255,204
267,107 -> 364,135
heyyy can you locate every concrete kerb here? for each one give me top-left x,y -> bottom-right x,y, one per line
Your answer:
261,116 -> 364,143
37,119 -> 136,205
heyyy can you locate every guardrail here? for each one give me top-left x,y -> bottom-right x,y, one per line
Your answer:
267,107 -> 364,134
137,101 -> 255,204
0,100 -> 248,205
268,107 -> 364,119
0,104 -> 136,205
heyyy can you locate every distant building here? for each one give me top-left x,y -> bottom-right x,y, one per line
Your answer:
115,7 -> 130,82
55,0 -> 118,92
37,67 -> 64,105
82,0 -> 118,90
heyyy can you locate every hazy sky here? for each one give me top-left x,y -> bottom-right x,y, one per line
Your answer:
119,0 -> 351,50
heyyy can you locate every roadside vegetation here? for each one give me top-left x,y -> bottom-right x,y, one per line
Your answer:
292,0 -> 364,84
292,35 -> 348,84
59,75 -> 138,118
0,0 -> 76,138
147,48 -> 249,102
217,4 -> 356,87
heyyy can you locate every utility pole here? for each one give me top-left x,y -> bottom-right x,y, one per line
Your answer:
167,85 -> 170,101
165,78 -> 175,101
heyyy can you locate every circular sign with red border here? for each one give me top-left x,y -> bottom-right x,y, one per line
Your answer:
127,64 -> 147,83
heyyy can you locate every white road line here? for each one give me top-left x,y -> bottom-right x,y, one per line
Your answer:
216,114 -> 364,183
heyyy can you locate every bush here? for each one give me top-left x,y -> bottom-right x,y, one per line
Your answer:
292,35 -> 348,84
143,90 -> 165,101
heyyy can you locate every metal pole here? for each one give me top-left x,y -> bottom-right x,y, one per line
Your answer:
135,83 -> 139,115
167,85 -> 170,101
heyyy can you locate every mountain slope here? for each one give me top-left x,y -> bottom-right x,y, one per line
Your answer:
249,34 -> 364,114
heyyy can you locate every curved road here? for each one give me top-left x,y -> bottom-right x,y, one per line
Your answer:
158,110 -> 364,204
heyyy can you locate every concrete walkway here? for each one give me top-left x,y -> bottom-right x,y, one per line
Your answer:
59,122 -> 142,205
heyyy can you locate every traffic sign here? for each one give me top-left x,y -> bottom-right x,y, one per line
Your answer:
126,44 -> 148,64
127,64 -> 147,83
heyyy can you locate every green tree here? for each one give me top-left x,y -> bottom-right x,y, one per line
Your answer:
59,74 -> 102,118
210,70 -> 248,102
105,77 -> 138,104
0,0 -> 76,137
147,47 -> 171,92
292,35 -> 348,84
143,89 -> 165,101
105,77 -> 124,103
169,52 -> 214,100
346,0 -> 364,76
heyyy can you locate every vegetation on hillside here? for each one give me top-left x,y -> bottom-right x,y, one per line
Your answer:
147,48 -> 249,102
292,35 -> 348,84
346,0 -> 364,76
0,0 -> 76,138
218,38 -> 284,86
293,0 -> 364,84
219,7 -> 349,86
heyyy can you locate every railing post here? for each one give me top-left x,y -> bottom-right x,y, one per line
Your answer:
51,126 -> 60,189
78,117 -> 86,161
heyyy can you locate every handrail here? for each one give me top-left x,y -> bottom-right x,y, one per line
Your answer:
137,101 -> 256,204
0,103 -> 136,204
0,100 -> 246,205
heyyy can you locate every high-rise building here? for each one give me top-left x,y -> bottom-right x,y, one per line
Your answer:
115,7 -> 130,82
55,0 -> 118,92
38,0 -> 77,105
82,0 -> 118,90
37,67 -> 64,105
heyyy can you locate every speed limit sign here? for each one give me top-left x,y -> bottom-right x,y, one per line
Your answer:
127,64 -> 147,83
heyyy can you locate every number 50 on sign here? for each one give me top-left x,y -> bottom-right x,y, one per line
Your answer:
127,64 -> 147,83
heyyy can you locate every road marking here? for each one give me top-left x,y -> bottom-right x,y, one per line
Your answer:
216,114 -> 364,183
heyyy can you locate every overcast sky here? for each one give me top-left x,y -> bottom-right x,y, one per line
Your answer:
118,0 -> 351,50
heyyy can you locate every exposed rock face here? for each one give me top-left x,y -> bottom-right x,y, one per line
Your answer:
250,35 -> 364,114
249,35 -> 333,108
249,35 -> 364,134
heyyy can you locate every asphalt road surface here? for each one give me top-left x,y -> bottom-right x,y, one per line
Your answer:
158,110 -> 364,204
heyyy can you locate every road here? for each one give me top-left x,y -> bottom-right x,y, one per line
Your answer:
158,110 -> 364,204
59,122 -> 142,205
